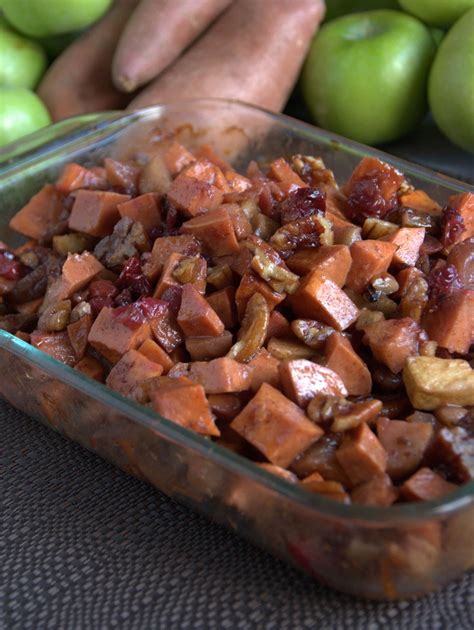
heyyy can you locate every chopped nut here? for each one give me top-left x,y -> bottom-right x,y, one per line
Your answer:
398,272 -> 429,323
267,337 -> 316,361
53,233 -> 96,256
362,217 -> 398,239
355,308 -> 385,330
403,356 -> 474,410
434,405 -> 468,426
38,299 -> 72,332
70,301 -> 92,322
246,237 -> 300,294
291,154 -> 338,188
371,273 -> 399,295
270,214 -> 333,257
419,340 -> 438,357
240,198 -> 259,222
334,225 -> 361,247
291,319 -> 335,349
206,264 -> 233,290
173,255 -> 206,285
251,213 -> 279,240
227,292 -> 269,362
331,399 -> 383,432
307,394 -> 351,424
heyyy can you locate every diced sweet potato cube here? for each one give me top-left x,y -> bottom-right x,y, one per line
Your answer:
222,203 -> 252,240
267,338 -> 315,361
67,313 -> 92,360
163,141 -> 195,176
301,478 -> 350,503
400,467 -> 457,502
280,359 -> 347,408
235,272 -> 285,320
422,289 -> 474,354
216,243 -> 253,277
268,158 -> 307,196
185,331 -> 233,361
377,417 -> 433,481
187,357 -> 252,394
265,310 -> 291,342
88,306 -> 151,364
180,207 -> 239,256
206,287 -> 237,329
325,332 -> 372,396
336,423 -> 387,485
180,159 -> 230,192
363,317 -> 421,373
258,463 -> 298,483
167,176 -> 223,218
399,190 -> 441,215
177,283 -> 224,337
145,234 -> 200,281
231,383 -> 322,467
381,227 -> 425,267
151,382 -> 219,437
9,184 -> 64,240
138,338 -> 174,373
195,144 -> 231,172
447,192 -> 474,246
403,356 -> 474,410
286,245 -> 351,286
106,349 -> 163,402
44,252 -> 104,306
290,273 -> 359,331
153,252 -> 184,298
68,190 -> 130,237
104,158 -> 140,192
247,348 -> 281,392
208,393 -> 243,421
30,330 -> 77,366
56,163 -> 107,194
345,240 -> 397,292
117,193 -> 161,231
74,355 -> 105,381
351,474 -> 398,507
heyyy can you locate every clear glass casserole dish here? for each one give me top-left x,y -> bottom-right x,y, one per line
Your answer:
0,99 -> 473,600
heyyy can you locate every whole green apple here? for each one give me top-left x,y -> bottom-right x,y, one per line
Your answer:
325,0 -> 400,22
398,0 -> 474,28
0,87 -> 51,146
0,24 -> 47,89
429,8 -> 474,153
0,0 -> 112,38
301,10 -> 436,145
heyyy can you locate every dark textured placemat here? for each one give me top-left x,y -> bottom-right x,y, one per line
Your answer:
1,399 -> 473,629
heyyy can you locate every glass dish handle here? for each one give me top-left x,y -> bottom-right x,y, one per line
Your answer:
0,111 -> 125,171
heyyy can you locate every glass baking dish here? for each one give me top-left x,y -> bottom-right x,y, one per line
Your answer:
0,99 -> 473,600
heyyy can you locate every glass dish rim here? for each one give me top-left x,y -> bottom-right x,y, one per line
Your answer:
0,98 -> 473,525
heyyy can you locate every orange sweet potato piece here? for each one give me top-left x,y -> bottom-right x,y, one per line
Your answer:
180,206 -> 240,255
117,193 -> 161,231
344,157 -> 404,209
167,176 -> 223,218
376,417 -> 433,481
399,190 -> 441,215
247,348 -> 281,393
216,242 -> 253,277
400,467 -> 457,502
106,349 -> 163,402
290,273 -> 359,331
280,359 -> 348,407
222,203 -> 252,240
56,162 -> 107,194
206,287 -> 237,329
151,382 -> 219,437
266,310 -> 291,341
177,283 -> 224,337
231,383 -> 323,467
138,338 -> 174,373
268,158 -> 307,196
88,306 -> 151,364
363,317 -> 421,373
30,330 -> 77,366
286,245 -> 351,286
74,355 -> 105,381
351,474 -> 398,507
187,357 -> 252,394
144,234 -> 200,280
162,141 -> 195,176
325,332 -> 372,397
9,184 -> 64,240
235,272 -> 285,320
345,239 -> 397,292
153,252 -> 184,298
422,289 -> 474,354
381,227 -> 425,267
185,331 -> 233,361
446,192 -> 474,247
44,252 -> 104,306
336,423 -> 387,485
195,144 -> 231,172
68,190 -> 130,237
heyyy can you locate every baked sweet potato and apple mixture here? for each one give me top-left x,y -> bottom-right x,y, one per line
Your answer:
1,141 -> 473,506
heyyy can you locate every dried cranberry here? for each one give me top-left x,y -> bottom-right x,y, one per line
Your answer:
116,256 -> 152,298
162,199 -> 180,235
0,250 -> 26,280
428,264 -> 464,300
88,280 -> 118,314
148,225 -> 163,241
279,187 -> 326,224
137,297 -> 167,319
114,288 -> 134,307
440,205 -> 465,248
112,297 -> 167,330
346,172 -> 399,223
160,285 -> 183,316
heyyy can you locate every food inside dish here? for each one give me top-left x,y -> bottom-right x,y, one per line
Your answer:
1,140 -> 473,506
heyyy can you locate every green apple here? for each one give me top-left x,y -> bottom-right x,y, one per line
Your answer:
325,0 -> 400,22
429,9 -> 474,153
0,87 -> 51,146
398,0 -> 474,28
0,24 -> 47,89
429,27 -> 445,48
0,0 -> 112,38
301,10 -> 436,145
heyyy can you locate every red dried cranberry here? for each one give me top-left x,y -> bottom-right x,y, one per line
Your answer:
88,279 -> 118,314
440,205 -> 465,248
346,172 -> 399,223
0,250 -> 25,280
162,199 -> 180,235
428,264 -> 464,300
148,225 -> 163,241
114,288 -> 134,307
112,297 -> 167,329
279,187 -> 326,224
160,285 -> 183,316
137,297 -> 167,319
116,256 -> 152,298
